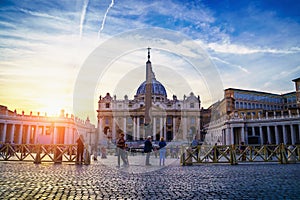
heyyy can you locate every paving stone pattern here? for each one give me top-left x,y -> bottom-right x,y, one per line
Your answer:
0,158 -> 300,199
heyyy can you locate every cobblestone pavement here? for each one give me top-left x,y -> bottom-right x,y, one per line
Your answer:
0,156 -> 300,200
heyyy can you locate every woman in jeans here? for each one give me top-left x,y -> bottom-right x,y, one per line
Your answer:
158,137 -> 167,166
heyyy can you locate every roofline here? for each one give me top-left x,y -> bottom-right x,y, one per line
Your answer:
292,77 -> 300,82
224,88 -> 295,97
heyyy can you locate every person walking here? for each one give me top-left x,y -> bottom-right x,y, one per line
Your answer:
158,137 -> 167,166
144,136 -> 153,166
116,132 -> 128,167
76,135 -> 84,164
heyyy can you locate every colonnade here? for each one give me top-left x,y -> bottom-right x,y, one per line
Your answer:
0,113 -> 96,145
225,123 -> 300,145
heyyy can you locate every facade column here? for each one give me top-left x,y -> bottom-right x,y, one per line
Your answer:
290,124 -> 295,145
183,117 -> 187,141
259,126 -> 263,145
241,126 -> 245,143
99,117 -> 103,141
252,126 -> 255,136
267,126 -> 271,144
53,126 -> 58,144
26,125 -> 31,144
282,125 -> 287,145
112,119 -> 116,141
18,124 -> 23,144
163,117 -> 166,139
153,117 -> 156,140
133,117 -> 136,141
173,117 -> 176,140
123,117 -> 127,134
137,117 -> 140,140
10,124 -> 15,143
1,123 -> 7,142
159,117 -> 163,139
275,125 -> 279,144
230,127 -> 234,144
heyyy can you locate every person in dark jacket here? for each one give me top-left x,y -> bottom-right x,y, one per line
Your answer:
76,135 -> 84,164
144,136 -> 153,166
116,132 -> 128,167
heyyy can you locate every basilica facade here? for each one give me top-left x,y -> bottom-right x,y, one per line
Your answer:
97,49 -> 201,143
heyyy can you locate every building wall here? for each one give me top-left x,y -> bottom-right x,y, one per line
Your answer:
0,106 -> 96,147
206,79 -> 300,145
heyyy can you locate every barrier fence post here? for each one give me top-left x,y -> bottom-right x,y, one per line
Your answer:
34,144 -> 41,164
230,144 -> 237,165
180,146 -> 185,166
279,143 -> 287,164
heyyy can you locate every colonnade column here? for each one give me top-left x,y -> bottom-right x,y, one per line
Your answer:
298,124 -> 300,144
69,128 -> 74,144
153,117 -> 156,140
267,126 -> 271,144
252,126 -> 255,136
225,127 -> 230,145
35,125 -> 39,144
282,125 -> 287,144
42,126 -> 46,135
275,126 -> 279,144
26,125 -> 31,144
245,126 -> 248,144
1,123 -> 7,142
290,124 -> 295,145
259,126 -> 263,145
53,126 -> 58,144
230,127 -> 234,144
64,127 -> 69,144
241,126 -> 245,143
10,124 -> 15,143
18,124 -> 23,144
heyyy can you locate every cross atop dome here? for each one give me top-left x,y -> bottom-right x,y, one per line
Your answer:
147,47 -> 151,61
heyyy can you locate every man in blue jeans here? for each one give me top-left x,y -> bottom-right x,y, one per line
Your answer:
144,136 -> 153,166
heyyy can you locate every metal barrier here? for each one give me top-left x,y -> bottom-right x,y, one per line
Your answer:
0,143 -> 90,164
180,144 -> 300,166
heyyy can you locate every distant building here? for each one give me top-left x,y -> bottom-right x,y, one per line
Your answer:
205,79 -> 300,145
97,49 -> 201,143
293,77 -> 300,106
0,105 -> 96,146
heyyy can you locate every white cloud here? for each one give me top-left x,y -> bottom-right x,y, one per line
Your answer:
206,42 -> 300,55
210,56 -> 249,73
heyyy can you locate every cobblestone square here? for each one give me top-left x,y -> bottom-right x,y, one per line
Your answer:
0,156 -> 300,199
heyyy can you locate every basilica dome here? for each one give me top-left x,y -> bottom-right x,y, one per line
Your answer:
136,79 -> 167,97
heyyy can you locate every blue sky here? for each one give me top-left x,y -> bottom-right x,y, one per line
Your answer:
0,0 -> 300,120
